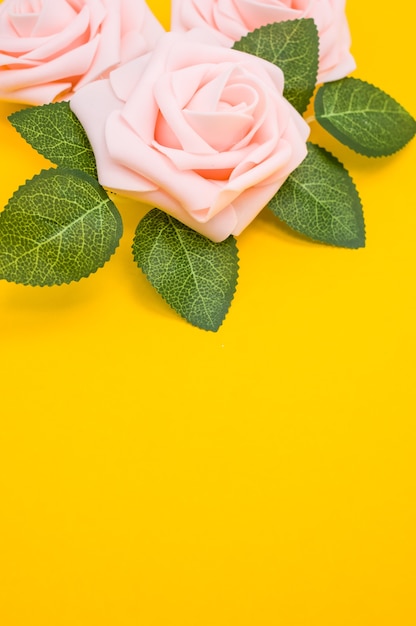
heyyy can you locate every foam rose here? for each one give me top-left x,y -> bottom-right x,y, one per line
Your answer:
0,0 -> 163,104
171,0 -> 355,83
70,30 -> 309,242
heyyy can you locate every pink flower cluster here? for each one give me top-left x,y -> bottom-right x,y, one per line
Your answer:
0,0 -> 355,241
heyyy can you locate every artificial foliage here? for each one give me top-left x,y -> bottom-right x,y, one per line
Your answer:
0,168 -> 122,285
1,19 -> 415,330
268,143 -> 365,248
314,78 -> 416,157
133,209 -> 239,331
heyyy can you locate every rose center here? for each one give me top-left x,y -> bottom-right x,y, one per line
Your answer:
183,79 -> 258,152
8,0 -> 76,37
11,0 -> 43,13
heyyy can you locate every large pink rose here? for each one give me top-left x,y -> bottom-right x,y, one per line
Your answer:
0,0 -> 164,104
170,0 -> 355,83
70,30 -> 309,242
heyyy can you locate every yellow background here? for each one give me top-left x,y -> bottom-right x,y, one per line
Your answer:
1,1 -> 415,624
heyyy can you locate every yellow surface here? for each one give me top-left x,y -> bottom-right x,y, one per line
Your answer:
1,1 -> 415,624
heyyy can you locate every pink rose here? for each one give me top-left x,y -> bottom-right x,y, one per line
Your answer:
171,0 -> 355,83
70,30 -> 309,242
0,0 -> 164,104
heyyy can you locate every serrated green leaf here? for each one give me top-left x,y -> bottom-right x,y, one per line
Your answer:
233,19 -> 319,114
9,102 -> 97,176
0,168 -> 122,285
268,142 -> 365,248
315,78 -> 416,156
132,209 -> 239,331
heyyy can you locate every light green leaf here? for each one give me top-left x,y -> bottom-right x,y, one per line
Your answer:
0,168 -> 122,285
268,142 -> 365,248
233,19 -> 319,114
132,209 -> 239,331
9,102 -> 97,176
315,77 -> 416,156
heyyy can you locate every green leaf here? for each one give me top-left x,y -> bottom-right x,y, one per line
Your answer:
132,209 -> 239,331
9,102 -> 97,176
315,77 -> 416,156
233,19 -> 319,114
0,168 -> 122,285
268,142 -> 365,248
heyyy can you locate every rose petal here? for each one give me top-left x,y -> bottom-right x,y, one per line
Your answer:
0,0 -> 164,104
154,70 -> 219,154
1,79 -> 72,103
183,109 -> 253,152
71,30 -> 310,242
0,7 -> 91,58
233,0 -> 301,31
105,110 -> 222,212
22,0 -> 77,38
8,2 -> 42,38
152,138 -> 254,171
119,0 -> 164,61
0,38 -> 99,100
171,0 -> 356,83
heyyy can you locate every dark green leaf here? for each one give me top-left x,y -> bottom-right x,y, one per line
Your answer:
9,102 -> 97,176
315,77 -> 416,156
0,168 -> 122,285
233,19 -> 319,114
268,142 -> 365,248
132,209 -> 239,331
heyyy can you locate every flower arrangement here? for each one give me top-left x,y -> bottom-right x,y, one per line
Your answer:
0,0 -> 415,331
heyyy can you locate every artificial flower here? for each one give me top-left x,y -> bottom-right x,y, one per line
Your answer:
0,0 -> 164,104
70,29 -> 309,242
171,0 -> 355,82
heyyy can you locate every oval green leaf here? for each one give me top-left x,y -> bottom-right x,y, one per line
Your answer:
0,168 -> 122,285
132,209 -> 239,331
315,77 -> 416,156
268,142 -> 365,248
9,102 -> 97,177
